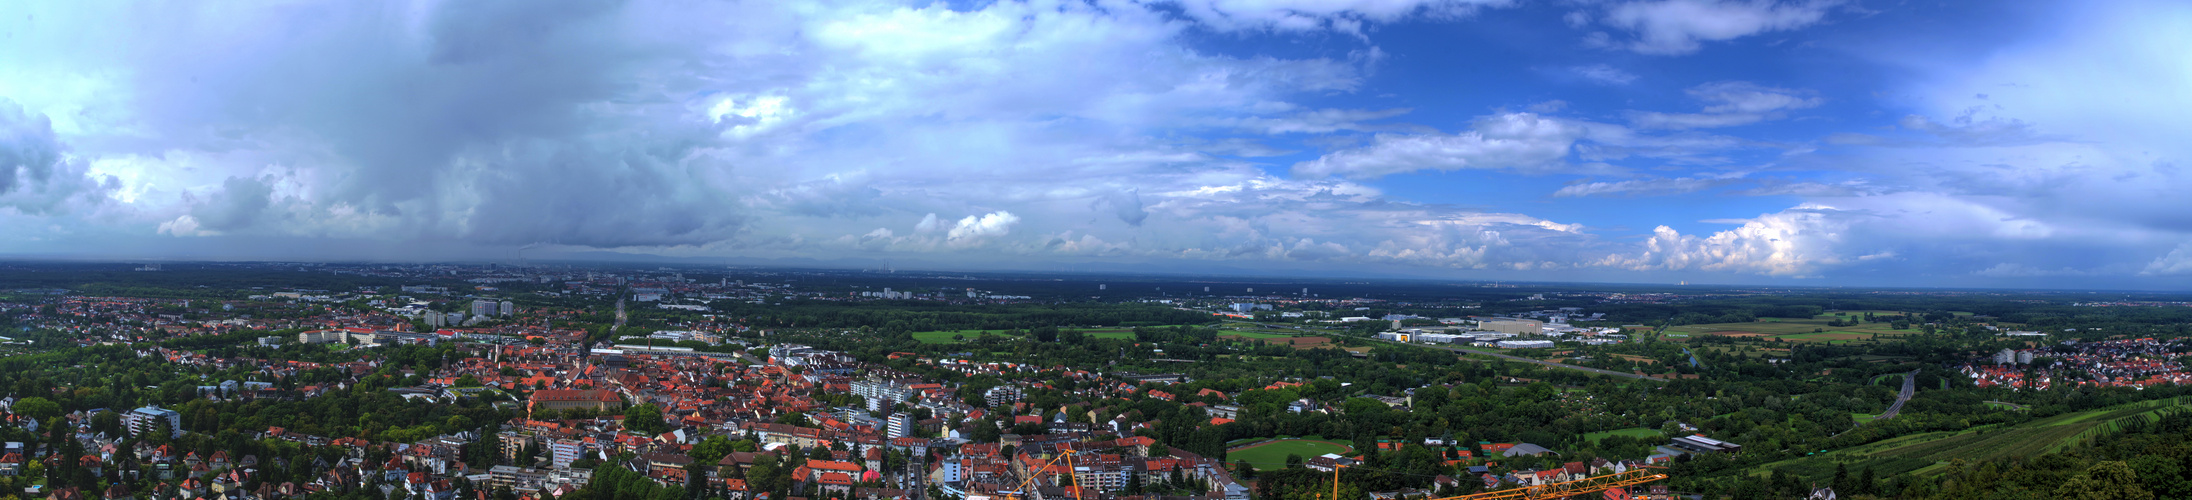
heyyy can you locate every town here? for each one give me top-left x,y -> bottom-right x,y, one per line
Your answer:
1,262 -> 2191,500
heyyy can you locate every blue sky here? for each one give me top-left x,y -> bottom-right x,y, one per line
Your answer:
1,0 -> 2189,288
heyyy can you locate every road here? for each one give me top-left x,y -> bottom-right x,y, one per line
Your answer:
1876,369 -> 1920,420
1370,339 -> 1665,382
613,296 -> 628,333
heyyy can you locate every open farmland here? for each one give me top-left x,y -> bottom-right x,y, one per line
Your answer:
1582,427 -> 1663,444
1663,317 -> 1919,344
1224,335 -> 1336,349
911,329 -> 1022,343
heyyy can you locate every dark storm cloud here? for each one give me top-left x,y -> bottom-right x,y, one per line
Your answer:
0,100 -> 113,215
187,176 -> 274,232
110,0 -> 743,246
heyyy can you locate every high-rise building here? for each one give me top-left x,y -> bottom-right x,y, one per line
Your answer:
500,300 -> 516,317
852,380 -> 913,413
473,300 -> 498,318
550,439 -> 586,469
886,413 -> 916,439
983,385 -> 1023,407
123,406 -> 183,438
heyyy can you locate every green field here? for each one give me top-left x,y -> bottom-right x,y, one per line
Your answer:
1582,427 -> 1662,443
1220,331 -> 1302,339
1231,439 -> 1354,471
911,330 -> 1021,343
1663,318 -> 1917,345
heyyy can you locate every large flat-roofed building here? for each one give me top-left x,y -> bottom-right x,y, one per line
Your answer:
297,329 -> 347,344
1479,319 -> 1544,335
1497,340 -> 1554,349
528,389 -> 623,414
1669,434 -> 1741,454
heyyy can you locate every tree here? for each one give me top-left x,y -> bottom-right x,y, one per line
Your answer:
2057,461 -> 2154,500
625,404 -> 669,435
691,436 -> 736,466
1285,454 -> 1304,469
1233,460 -> 1257,479
748,455 -> 784,496
970,421 -> 1001,443
13,397 -> 59,422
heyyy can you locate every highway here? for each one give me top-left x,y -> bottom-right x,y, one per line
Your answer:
1876,369 -> 1920,420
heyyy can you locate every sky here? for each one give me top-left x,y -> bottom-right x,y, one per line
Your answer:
2,0 -> 2189,289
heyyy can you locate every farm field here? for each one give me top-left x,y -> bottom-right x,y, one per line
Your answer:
1582,427 -> 1662,444
911,330 -> 1020,343
1219,331 -> 1303,339
1223,335 -> 1336,350
1662,318 -> 1919,344
1081,329 -> 1138,340
1230,438 -> 1354,470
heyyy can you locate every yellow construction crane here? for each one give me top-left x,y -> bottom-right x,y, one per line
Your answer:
1000,449 -> 1083,500
1321,466 -> 1665,500
1433,469 -> 1667,500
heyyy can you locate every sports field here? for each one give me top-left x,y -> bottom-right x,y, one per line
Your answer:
1230,439 -> 1353,470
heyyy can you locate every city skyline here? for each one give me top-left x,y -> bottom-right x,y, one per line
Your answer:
2,1 -> 2188,289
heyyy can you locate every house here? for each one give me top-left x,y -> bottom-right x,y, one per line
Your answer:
1498,443 -> 1555,458
1305,454 -> 1358,472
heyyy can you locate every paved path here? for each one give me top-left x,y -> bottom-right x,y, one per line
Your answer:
1370,339 -> 1665,382
1876,369 -> 1920,420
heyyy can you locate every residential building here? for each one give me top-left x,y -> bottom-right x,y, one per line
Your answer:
886,413 -> 916,439
123,406 -> 183,438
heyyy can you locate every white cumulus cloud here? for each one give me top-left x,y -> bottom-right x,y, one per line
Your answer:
947,211 -> 1021,244
1600,204 -> 1853,275
1596,0 -> 1842,55
2141,243 -> 2192,276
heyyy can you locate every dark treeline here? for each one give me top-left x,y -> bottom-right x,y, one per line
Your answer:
702,301 -> 1213,332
